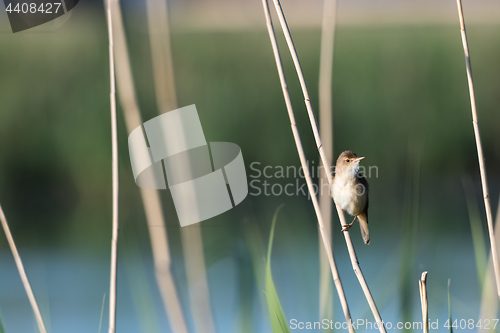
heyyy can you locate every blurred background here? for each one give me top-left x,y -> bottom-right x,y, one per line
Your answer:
0,0 -> 499,332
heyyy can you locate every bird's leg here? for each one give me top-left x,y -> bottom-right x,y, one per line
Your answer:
341,216 -> 358,232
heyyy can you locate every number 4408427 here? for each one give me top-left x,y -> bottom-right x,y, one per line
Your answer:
5,2 -> 62,14
444,319 -> 499,330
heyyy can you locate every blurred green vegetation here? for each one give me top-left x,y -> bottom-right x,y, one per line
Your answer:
0,6 -> 499,332
264,205 -> 290,333
0,9 -> 498,260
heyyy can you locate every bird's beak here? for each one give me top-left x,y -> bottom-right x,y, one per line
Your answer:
353,156 -> 365,163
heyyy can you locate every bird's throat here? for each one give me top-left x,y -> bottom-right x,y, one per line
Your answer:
336,164 -> 359,183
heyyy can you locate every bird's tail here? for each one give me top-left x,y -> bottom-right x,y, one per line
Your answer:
358,212 -> 370,245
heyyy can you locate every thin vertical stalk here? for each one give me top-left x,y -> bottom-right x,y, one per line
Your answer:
418,272 -> 428,333
455,0 -> 500,300
269,1 -> 386,331
105,2 -> 120,332
447,279 -> 452,333
144,0 -> 215,331
0,204 -> 47,333
262,1 -> 354,332
318,0 -> 336,323
108,0 -> 189,331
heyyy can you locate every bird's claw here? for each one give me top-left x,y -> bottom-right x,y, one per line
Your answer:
340,217 -> 357,232
341,222 -> 354,232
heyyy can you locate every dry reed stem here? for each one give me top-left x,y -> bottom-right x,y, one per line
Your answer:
105,2 -> 120,332
108,0 -> 188,331
180,226 -> 216,333
262,1 -> 354,331
270,1 -> 386,331
318,0 -> 337,322
140,191 -> 189,332
455,0 -> 500,300
419,272 -> 428,333
145,0 -> 177,113
144,0 -> 216,331
0,204 -> 47,333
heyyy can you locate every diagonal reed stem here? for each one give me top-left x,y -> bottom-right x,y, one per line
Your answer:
261,1 -> 354,331
144,0 -> 216,331
419,272 -> 428,333
318,0 -> 337,324
105,1 -> 120,332
455,0 -> 500,300
145,0 -> 178,114
0,204 -> 47,333
268,1 -> 386,331
107,0 -> 189,331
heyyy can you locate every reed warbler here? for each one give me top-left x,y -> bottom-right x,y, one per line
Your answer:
331,151 -> 370,244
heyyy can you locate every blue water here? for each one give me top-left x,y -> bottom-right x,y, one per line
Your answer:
0,233 -> 487,333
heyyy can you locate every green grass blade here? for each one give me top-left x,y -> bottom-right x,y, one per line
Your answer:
98,293 -> 106,333
462,176 -> 488,290
265,205 -> 290,333
0,310 -> 5,333
448,279 -> 453,333
243,216 -> 268,332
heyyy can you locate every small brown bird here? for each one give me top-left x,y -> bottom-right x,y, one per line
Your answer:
331,151 -> 370,244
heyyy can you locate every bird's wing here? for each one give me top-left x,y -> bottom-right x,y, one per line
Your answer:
358,173 -> 369,213
357,173 -> 370,244
357,173 -> 369,191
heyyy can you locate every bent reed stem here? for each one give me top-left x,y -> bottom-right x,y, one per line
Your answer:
108,0 -> 189,330
269,1 -> 386,331
419,272 -> 429,333
105,1 -> 120,332
0,203 -> 47,333
455,0 -> 500,300
262,1 -> 354,331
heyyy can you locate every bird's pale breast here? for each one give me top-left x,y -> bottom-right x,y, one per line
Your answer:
332,177 -> 367,216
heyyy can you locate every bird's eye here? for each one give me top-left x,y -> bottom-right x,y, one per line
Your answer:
345,159 -> 350,163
